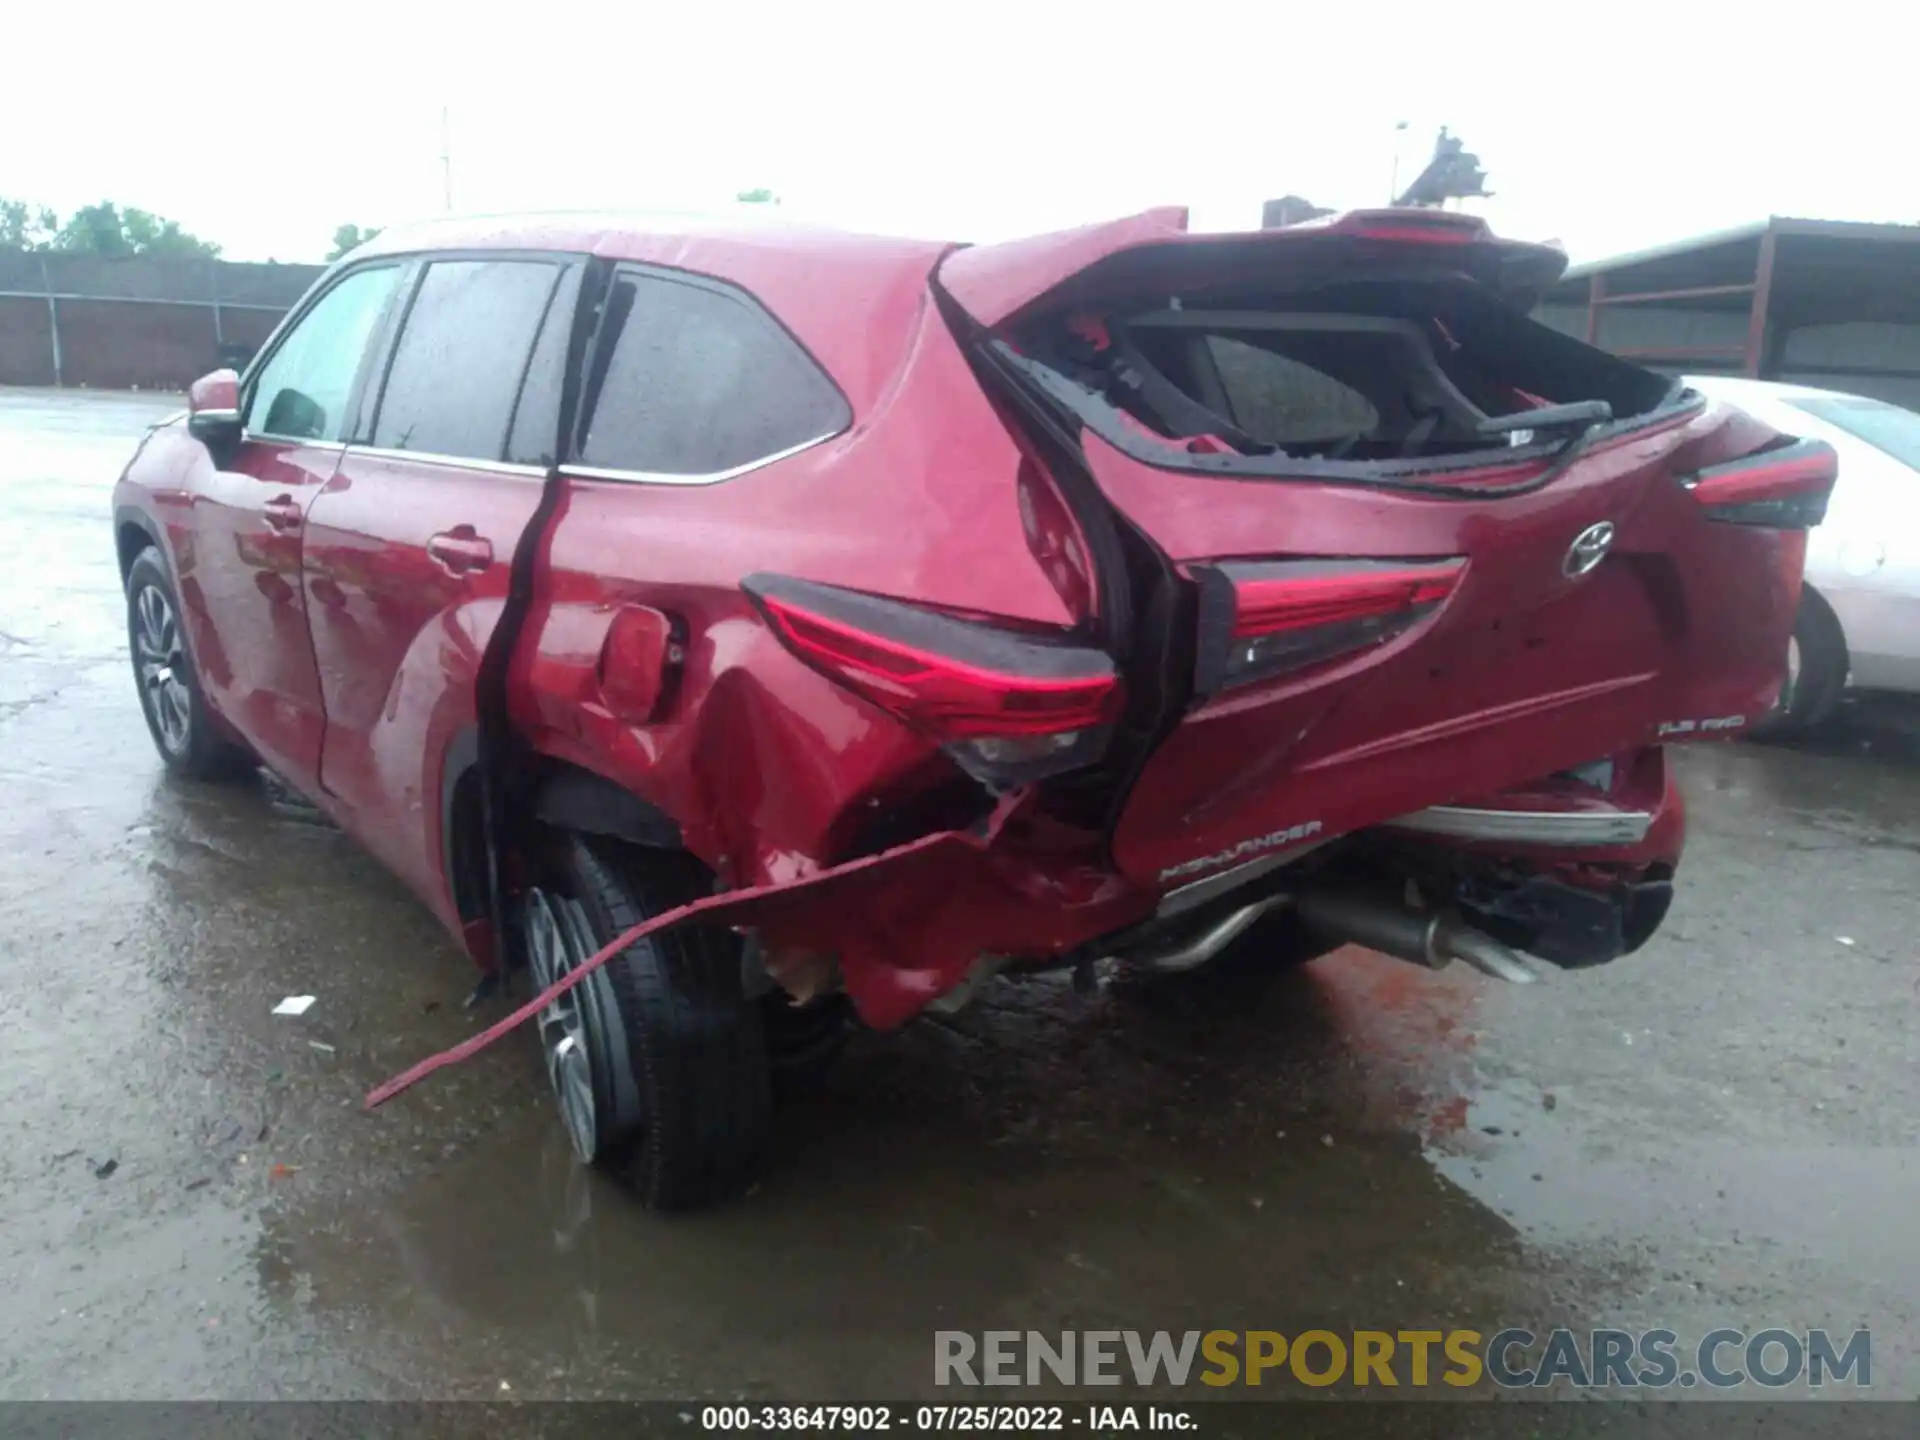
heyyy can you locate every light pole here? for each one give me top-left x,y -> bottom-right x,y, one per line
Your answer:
1388,119 -> 1410,205
440,106 -> 453,212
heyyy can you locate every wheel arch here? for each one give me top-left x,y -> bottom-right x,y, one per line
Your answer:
440,734 -> 686,931
527,757 -> 686,851
439,726 -> 489,928
1800,579 -> 1850,671
113,504 -> 165,585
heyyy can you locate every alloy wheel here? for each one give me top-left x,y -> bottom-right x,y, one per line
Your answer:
132,583 -> 192,754
522,887 -> 642,1163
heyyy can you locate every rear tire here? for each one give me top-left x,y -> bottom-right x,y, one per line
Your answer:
1755,586 -> 1847,738
519,834 -> 772,1211
124,548 -> 251,780
763,994 -> 853,1096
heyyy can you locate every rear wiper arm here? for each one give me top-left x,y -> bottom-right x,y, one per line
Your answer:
1474,399 -> 1613,493
1476,399 -> 1612,438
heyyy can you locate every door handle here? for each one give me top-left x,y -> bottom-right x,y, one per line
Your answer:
262,495 -> 304,533
427,527 -> 493,576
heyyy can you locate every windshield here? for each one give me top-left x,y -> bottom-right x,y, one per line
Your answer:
1790,395 -> 1920,472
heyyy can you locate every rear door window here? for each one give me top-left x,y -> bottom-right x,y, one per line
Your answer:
371,259 -> 563,461
576,269 -> 849,476
505,266 -> 583,467
246,265 -> 401,442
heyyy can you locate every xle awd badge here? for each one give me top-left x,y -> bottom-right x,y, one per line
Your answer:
1563,521 -> 1615,578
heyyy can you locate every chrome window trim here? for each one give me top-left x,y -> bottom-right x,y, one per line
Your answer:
346,444 -> 549,478
240,430 -> 346,452
190,408 -> 242,424
1382,805 -> 1653,847
239,259 -> 413,442
558,428 -> 841,487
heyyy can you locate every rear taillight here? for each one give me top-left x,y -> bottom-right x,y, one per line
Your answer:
1191,558 -> 1464,694
742,574 -> 1122,784
1680,438 -> 1837,528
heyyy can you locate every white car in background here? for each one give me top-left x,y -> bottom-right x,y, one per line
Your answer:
1686,376 -> 1920,733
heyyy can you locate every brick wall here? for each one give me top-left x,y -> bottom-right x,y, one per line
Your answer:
0,254 -> 324,390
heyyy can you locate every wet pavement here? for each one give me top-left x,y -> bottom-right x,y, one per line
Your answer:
1,386 -> 1916,1404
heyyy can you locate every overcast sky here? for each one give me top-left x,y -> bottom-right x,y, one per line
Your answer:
6,2 -> 1910,266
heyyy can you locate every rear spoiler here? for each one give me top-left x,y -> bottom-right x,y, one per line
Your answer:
938,207 -> 1569,328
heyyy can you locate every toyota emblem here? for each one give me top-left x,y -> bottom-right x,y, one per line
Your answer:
1563,521 -> 1615,578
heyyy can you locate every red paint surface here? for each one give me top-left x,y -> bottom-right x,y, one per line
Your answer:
151,430 -> 337,787
187,369 -> 239,415
1079,398 -> 1798,887
301,451 -> 544,927
937,207 -> 1563,327
115,209 -> 1820,1036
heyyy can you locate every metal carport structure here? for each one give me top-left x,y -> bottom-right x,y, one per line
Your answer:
1536,217 -> 1920,407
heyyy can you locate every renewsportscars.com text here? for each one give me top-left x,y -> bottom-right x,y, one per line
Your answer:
934,1328 -> 1871,1390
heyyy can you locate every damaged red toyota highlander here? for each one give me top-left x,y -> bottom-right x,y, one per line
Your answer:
112,208 -> 1835,1207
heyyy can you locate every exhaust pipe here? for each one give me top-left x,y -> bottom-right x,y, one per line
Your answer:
1128,895 -> 1289,973
1293,887 -> 1541,984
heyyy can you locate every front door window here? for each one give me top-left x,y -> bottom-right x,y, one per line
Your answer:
245,266 -> 400,442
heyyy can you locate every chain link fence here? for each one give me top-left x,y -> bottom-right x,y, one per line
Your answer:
0,253 -> 325,392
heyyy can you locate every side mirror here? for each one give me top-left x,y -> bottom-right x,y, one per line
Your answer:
187,369 -> 243,463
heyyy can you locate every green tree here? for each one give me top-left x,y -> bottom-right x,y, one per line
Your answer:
0,197 -> 60,251
51,201 -> 221,257
326,223 -> 382,261
735,187 -> 778,205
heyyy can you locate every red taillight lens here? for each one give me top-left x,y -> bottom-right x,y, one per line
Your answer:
1681,438 -> 1837,527
743,574 -> 1121,782
1191,557 -> 1464,693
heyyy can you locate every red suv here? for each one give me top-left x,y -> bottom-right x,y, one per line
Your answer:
113,208 -> 1834,1208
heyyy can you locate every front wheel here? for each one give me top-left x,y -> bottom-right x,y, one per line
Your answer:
519,834 -> 772,1210
124,548 -> 251,779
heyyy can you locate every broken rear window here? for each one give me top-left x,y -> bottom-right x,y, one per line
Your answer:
1206,336 -> 1379,448
1006,276 -> 1678,471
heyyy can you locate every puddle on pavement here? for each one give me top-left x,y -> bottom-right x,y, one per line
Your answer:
240,953 -> 1619,1398
7,392 -> 1918,1399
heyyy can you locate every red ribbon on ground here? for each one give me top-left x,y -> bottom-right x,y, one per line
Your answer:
363,791 -> 1027,1111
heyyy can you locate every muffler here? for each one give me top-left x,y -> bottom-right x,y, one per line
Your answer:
1293,886 -> 1541,984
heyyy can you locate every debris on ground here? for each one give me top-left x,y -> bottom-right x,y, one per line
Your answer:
261,769 -> 334,826
272,995 -> 316,1017
185,1178 -> 211,1191
91,1158 -> 118,1179
307,1041 -> 336,1054
268,1163 -> 301,1182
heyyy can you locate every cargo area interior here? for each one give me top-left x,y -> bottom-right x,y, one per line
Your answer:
1014,276 -> 1682,465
